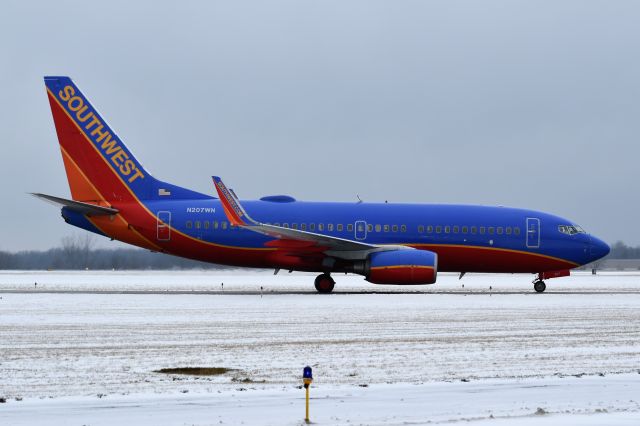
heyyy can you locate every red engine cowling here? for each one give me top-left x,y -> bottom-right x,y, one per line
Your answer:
366,250 -> 438,285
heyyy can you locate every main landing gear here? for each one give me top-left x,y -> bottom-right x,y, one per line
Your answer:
533,280 -> 546,293
314,273 -> 335,294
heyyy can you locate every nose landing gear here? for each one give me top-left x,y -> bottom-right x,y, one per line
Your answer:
533,280 -> 546,293
314,273 -> 335,293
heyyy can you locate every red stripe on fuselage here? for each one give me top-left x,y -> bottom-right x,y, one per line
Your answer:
411,244 -> 577,273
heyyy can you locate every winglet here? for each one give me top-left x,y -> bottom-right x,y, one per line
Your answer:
211,176 -> 256,226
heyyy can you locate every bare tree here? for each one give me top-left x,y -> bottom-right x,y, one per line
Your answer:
61,234 -> 95,269
80,233 -> 95,269
0,251 -> 10,269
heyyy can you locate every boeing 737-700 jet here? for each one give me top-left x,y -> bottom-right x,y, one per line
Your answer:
35,76 -> 610,293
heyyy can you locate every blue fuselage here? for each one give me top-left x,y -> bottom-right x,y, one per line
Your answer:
67,197 -> 609,273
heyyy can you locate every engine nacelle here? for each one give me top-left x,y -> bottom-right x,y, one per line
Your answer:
366,250 -> 438,285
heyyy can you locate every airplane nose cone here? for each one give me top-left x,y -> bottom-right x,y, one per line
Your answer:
590,236 -> 610,261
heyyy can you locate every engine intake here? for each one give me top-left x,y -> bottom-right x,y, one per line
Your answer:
366,250 -> 438,285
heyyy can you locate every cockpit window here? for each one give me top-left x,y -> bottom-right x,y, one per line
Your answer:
558,225 -> 586,235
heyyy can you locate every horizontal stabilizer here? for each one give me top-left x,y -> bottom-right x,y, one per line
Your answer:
31,193 -> 119,216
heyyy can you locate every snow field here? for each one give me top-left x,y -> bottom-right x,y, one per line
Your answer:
0,271 -> 639,424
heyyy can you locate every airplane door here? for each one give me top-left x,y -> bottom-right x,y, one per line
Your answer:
526,217 -> 540,248
355,220 -> 367,240
157,211 -> 171,241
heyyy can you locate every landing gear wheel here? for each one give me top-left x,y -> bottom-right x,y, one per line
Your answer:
314,273 -> 335,294
534,280 -> 546,293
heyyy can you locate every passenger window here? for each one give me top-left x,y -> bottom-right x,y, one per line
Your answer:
347,224 -> 354,232
427,225 -> 433,233
318,223 -> 324,231
514,227 -> 521,236
435,226 -> 442,234
195,221 -> 201,229
337,224 -> 343,231
488,227 -> 495,235
384,225 -> 390,232
186,221 -> 193,229
471,226 -> 477,234
328,224 -> 334,231
418,225 -> 424,233
401,225 -> 406,232
309,223 -> 315,231
506,227 -> 512,235
375,224 -> 381,232
367,224 -> 373,232
453,226 -> 459,234
292,223 -> 298,230
392,225 -> 398,232
204,221 -> 210,229
480,227 -> 486,234
274,223 -> 280,227
497,227 -> 503,235
283,223 -> 289,228
301,223 -> 307,231
213,221 -> 219,229
221,221 -> 228,230
444,226 -> 450,234
462,226 -> 468,234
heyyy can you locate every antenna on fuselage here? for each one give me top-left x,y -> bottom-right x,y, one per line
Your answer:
356,195 -> 363,204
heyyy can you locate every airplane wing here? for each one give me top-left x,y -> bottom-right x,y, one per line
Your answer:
31,193 -> 119,216
211,176 -> 408,260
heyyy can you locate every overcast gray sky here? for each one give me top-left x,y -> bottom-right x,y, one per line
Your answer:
1,0 -> 638,251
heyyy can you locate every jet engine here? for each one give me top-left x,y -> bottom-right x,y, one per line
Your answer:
365,250 -> 438,285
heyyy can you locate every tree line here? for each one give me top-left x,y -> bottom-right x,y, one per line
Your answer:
608,241 -> 640,259
0,235 -> 227,270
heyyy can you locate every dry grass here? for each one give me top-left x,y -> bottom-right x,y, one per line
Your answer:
154,367 -> 232,376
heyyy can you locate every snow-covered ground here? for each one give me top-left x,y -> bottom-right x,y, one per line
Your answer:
1,269 -> 640,293
2,375 -> 640,426
0,271 -> 639,425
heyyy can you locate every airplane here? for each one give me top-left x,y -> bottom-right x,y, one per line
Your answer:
35,76 -> 610,293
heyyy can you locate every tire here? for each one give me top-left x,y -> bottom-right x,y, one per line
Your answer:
314,274 -> 335,293
534,281 -> 546,293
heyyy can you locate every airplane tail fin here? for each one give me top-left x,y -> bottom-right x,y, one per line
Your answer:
44,76 -> 208,203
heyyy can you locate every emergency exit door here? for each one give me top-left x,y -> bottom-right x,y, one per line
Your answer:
355,220 -> 367,240
157,211 -> 171,241
526,217 -> 540,248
